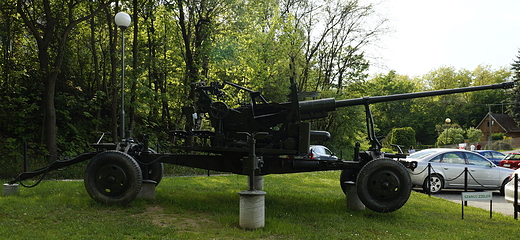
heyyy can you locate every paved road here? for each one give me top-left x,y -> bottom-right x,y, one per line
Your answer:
414,188 -> 517,217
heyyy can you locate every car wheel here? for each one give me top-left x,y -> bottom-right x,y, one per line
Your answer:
499,178 -> 510,196
356,158 -> 412,213
422,174 -> 444,194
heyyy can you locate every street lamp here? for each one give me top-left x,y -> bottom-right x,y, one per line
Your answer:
445,118 -> 451,147
114,12 -> 131,140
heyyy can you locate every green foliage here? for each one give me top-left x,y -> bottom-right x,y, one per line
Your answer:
416,66 -> 511,143
507,50 -> 520,124
437,127 -> 465,146
435,127 -> 484,147
363,71 -> 419,140
389,127 -> 416,149
380,147 -> 395,153
492,132 -> 506,141
0,0 -> 514,175
466,127 -> 484,143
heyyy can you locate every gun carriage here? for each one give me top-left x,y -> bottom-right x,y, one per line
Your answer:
8,80 -> 515,213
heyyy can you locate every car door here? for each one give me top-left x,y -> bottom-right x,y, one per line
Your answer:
465,152 -> 499,188
438,152 -> 467,188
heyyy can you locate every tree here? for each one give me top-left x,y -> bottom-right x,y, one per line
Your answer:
0,1 -> 17,94
281,0 -> 386,93
362,71 -> 419,141
417,66 -> 510,144
436,127 -> 464,146
466,127 -> 484,143
508,50 -> 520,124
16,0 -> 114,159
389,127 -> 416,149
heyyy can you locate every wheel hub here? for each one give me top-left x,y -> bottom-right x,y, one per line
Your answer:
367,170 -> 401,201
94,164 -> 129,196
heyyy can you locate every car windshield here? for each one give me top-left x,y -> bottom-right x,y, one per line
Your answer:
313,147 -> 326,155
505,154 -> 520,160
408,149 -> 438,159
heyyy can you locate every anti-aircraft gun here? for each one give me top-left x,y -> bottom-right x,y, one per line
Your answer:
8,79 -> 515,213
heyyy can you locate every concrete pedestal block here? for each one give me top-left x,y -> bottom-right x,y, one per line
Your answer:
3,183 -> 19,196
344,181 -> 365,211
239,190 -> 266,229
136,180 -> 157,199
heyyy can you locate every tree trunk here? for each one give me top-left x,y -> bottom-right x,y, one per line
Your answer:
129,0 -> 138,134
18,0 -> 115,155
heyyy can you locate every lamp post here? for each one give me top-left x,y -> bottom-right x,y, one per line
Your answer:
114,12 -> 131,140
489,119 -> 494,150
445,118 -> 451,147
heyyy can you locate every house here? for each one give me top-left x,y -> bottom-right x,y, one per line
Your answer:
475,113 -> 520,142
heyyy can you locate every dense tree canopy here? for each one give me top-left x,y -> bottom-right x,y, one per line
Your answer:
0,0 -> 514,164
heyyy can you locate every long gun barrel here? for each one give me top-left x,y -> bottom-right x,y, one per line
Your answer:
297,81 -> 514,119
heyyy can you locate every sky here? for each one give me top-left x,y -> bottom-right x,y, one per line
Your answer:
369,0 -> 520,76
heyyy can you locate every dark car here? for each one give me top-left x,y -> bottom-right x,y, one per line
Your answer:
307,145 -> 338,160
499,152 -> 520,169
474,150 -> 506,165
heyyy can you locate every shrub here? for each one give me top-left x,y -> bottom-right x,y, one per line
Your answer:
389,127 -> 416,149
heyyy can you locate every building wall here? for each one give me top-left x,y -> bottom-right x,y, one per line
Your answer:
478,117 -> 520,142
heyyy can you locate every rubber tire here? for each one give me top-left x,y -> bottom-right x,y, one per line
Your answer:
422,174 -> 444,194
356,158 -> 412,213
499,178 -> 510,196
136,148 -> 163,185
340,169 -> 358,194
145,162 -> 164,185
84,150 -> 142,205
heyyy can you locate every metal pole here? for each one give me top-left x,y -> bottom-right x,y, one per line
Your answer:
120,28 -> 126,140
23,142 -> 28,172
490,200 -> 492,219
488,106 -> 492,150
446,128 -> 449,147
464,167 -> 468,206
248,134 -> 256,191
515,174 -> 518,220
427,163 -> 431,196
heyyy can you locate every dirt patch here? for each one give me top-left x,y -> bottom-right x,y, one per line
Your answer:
132,205 -> 218,229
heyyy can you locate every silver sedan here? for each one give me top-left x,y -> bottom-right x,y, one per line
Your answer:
406,148 -> 514,194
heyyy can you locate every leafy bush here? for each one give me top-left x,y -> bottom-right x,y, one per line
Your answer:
389,127 -> 416,149
492,133 -> 506,141
381,147 -> 395,153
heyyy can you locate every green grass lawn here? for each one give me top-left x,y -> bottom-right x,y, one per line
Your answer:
1,171 -> 519,239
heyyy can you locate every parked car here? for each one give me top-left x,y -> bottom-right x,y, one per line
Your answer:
504,169 -> 520,212
307,145 -> 338,160
474,150 -> 506,165
406,148 -> 514,194
498,152 -> 520,169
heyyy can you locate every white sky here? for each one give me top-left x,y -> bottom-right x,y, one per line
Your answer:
369,0 -> 520,76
